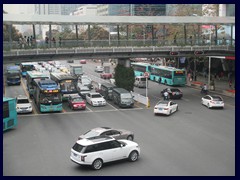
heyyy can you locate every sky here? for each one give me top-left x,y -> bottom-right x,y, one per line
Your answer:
3,4 -> 34,14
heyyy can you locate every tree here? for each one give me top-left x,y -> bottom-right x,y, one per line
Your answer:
3,10 -> 22,41
114,64 -> 135,91
79,25 -> 109,40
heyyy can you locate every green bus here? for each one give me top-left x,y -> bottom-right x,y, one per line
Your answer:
3,97 -> 18,131
50,72 -> 78,101
26,71 -> 50,98
149,65 -> 186,86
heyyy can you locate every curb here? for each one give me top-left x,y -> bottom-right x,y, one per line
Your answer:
186,83 -> 235,98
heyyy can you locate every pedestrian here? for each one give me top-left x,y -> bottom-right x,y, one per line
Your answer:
189,36 -> 193,45
30,36 -> 33,47
173,34 -> 177,45
163,91 -> 169,100
18,36 -> 23,49
52,37 -> 56,47
229,79 -> 232,89
27,37 -> 30,47
23,36 -> 27,49
222,37 -> 226,45
158,77 -> 161,84
59,37 -> 62,47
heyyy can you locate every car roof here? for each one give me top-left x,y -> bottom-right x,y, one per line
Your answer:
76,136 -> 114,146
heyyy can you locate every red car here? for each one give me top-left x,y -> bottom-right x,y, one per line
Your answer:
100,73 -> 112,79
68,95 -> 86,110
80,60 -> 86,64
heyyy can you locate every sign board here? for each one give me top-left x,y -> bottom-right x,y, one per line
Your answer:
144,72 -> 150,78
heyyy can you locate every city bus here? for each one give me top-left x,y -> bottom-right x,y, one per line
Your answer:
5,65 -> 21,85
26,71 -> 50,98
149,65 -> 186,86
131,62 -> 151,77
50,72 -> 78,101
3,97 -> 18,131
33,79 -> 62,113
20,62 -> 37,77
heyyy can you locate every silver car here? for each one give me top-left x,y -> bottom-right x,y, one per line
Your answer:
78,127 -> 134,141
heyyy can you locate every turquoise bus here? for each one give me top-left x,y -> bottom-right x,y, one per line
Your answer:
50,72 -> 78,101
3,97 -> 18,131
6,65 -> 21,85
20,62 -> 37,77
149,65 -> 186,86
131,62 -> 151,77
26,71 -> 50,98
33,79 -> 62,113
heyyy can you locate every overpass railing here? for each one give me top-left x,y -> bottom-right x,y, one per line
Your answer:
3,38 -> 235,51
3,45 -> 235,57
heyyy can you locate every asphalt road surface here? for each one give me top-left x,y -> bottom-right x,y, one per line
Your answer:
3,60 -> 235,176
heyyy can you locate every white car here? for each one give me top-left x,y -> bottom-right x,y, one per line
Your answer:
16,95 -> 33,114
154,100 -> 178,115
70,136 -> 140,170
201,95 -> 224,109
86,92 -> 106,106
95,66 -> 104,73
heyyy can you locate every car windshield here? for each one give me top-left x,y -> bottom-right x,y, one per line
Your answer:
92,94 -> 102,98
72,97 -> 83,102
17,99 -> 29,104
83,130 -> 100,137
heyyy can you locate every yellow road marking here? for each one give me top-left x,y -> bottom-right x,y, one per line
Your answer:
21,78 -> 37,114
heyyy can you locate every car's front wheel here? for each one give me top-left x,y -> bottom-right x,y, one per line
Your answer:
92,159 -> 103,170
128,151 -> 139,162
127,135 -> 133,141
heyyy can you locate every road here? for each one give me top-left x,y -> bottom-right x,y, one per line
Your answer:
3,60 -> 235,176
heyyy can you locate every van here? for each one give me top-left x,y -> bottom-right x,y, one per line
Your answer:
134,76 -> 146,88
99,83 -> 116,100
112,88 -> 134,108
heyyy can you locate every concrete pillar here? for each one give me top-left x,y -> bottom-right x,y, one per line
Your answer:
88,25 -> 91,45
32,24 -> 36,39
230,24 -> 233,46
184,24 -> 187,45
197,24 -> 200,45
75,25 -> 79,46
151,25 -> 154,46
117,25 -> 120,46
214,25 -> 218,45
8,24 -> 12,50
49,24 -> 52,48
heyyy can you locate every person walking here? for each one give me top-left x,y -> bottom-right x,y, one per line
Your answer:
163,91 -> 169,100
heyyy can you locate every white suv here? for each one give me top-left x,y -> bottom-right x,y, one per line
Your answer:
70,136 -> 140,170
16,95 -> 33,114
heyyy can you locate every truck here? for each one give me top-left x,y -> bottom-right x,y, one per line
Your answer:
69,64 -> 83,78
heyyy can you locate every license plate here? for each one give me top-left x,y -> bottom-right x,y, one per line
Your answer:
159,108 -> 162,110
176,92 -> 179,95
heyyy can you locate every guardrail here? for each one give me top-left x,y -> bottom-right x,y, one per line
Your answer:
3,45 -> 235,57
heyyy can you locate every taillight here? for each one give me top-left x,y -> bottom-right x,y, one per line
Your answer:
210,101 -> 215,104
81,155 -> 87,162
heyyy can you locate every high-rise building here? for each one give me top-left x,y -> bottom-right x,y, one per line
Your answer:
107,4 -> 166,16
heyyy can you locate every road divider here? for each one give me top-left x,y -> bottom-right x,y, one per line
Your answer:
131,91 -> 150,108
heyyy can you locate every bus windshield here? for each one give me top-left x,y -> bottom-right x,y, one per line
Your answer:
121,93 -> 132,99
74,68 -> 83,75
40,93 -> 61,103
60,80 -> 77,92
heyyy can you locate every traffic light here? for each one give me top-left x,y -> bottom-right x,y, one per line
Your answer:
194,51 -> 204,55
170,51 -> 179,56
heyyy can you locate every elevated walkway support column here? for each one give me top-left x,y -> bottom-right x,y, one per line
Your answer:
230,24 -> 234,46
75,25 -> 79,47
214,25 -> 217,45
49,24 -> 52,48
117,25 -> 120,46
8,24 -> 12,50
184,24 -> 187,45
32,24 -> 36,40
88,25 -> 91,47
117,58 -> 131,68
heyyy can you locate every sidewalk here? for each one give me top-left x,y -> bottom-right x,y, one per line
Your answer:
187,75 -> 235,98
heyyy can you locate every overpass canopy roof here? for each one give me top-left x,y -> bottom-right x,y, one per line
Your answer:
3,14 -> 235,25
